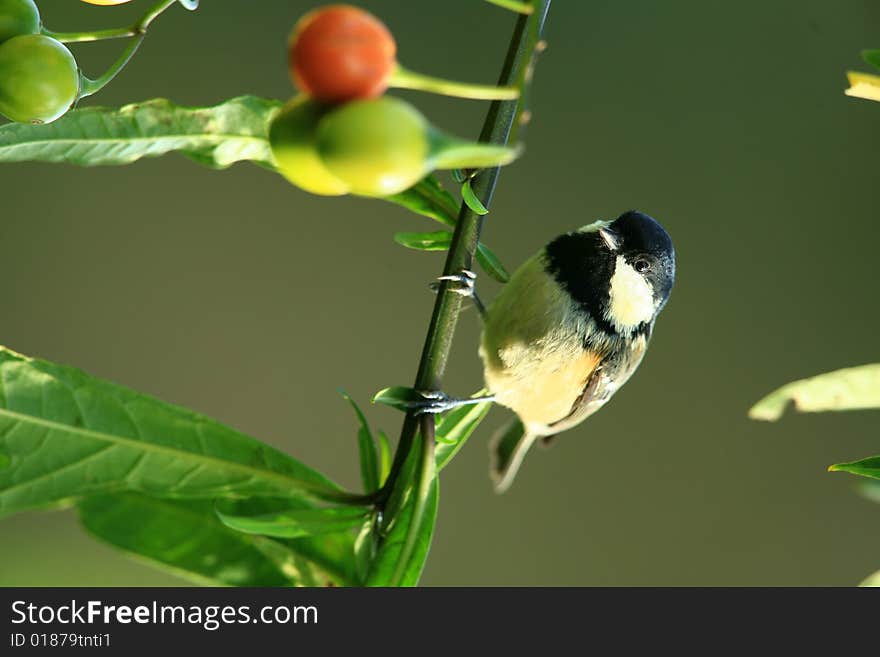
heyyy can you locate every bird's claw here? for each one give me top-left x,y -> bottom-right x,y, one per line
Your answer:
407,390 -> 459,415
429,269 -> 486,317
437,269 -> 477,297
405,389 -> 496,415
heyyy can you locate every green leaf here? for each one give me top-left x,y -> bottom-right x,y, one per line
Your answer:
225,496 -> 359,585
365,448 -> 438,586
285,532 -> 357,586
435,395 -> 493,471
376,430 -> 392,487
845,71 -> 880,102
78,493 -> 304,587
0,346 -> 344,516
367,478 -> 438,586
862,49 -> 880,71
216,502 -> 368,539
384,176 -> 459,226
829,456 -> 880,481
860,570 -> 880,587
393,230 -> 454,252
0,96 -> 280,170
372,386 -> 423,412
476,241 -> 511,283
748,364 -> 880,421
461,180 -> 489,215
339,391 -> 379,493
353,514 -> 379,584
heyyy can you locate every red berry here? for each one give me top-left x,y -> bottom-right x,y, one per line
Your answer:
288,5 -> 396,103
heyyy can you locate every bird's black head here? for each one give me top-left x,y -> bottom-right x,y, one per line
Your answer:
544,210 -> 676,336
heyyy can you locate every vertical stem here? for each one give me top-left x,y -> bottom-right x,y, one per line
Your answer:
378,0 -> 551,520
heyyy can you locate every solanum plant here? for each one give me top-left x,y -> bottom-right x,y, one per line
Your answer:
0,0 -> 550,586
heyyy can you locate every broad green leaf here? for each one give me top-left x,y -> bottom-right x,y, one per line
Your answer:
394,231 -> 453,252
339,391 -> 379,493
384,176 -> 459,226
862,49 -> 880,71
828,456 -> 880,480
845,71 -> 880,102
748,364 -> 880,421
461,180 -> 489,215
78,493 -> 305,587
216,503 -> 368,539
476,241 -> 511,283
860,570 -> 880,587
435,396 -> 493,471
372,386 -> 423,412
0,346 -> 343,516
0,96 -> 280,169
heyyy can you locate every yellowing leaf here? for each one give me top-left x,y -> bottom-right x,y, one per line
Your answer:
749,364 -> 880,421
844,71 -> 880,102
860,570 -> 880,587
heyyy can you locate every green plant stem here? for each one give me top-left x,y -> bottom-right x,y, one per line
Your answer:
390,65 -> 520,101
43,0 -> 178,44
42,26 -> 137,44
79,36 -> 145,99
69,0 -> 180,99
377,0 -> 550,535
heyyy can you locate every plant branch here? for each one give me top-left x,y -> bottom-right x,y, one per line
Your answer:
43,0 -> 179,44
377,0 -> 551,513
390,65 -> 520,101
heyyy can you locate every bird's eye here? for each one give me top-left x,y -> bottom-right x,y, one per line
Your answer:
634,258 -> 651,273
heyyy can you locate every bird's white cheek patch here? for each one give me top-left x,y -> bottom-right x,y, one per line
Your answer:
607,256 -> 655,330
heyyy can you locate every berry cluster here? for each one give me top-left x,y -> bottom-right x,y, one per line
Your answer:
270,5 -> 519,198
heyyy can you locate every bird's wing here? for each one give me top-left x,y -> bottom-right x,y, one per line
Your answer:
546,331 -> 650,435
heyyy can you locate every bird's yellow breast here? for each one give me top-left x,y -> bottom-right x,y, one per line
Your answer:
479,253 -> 602,430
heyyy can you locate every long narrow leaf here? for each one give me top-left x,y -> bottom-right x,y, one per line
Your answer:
829,456 -> 880,480
365,477 -> 438,586
0,96 -> 280,169
435,397 -> 493,471
217,504 -> 368,539
394,231 -> 454,252
476,242 -> 511,283
339,391 -> 379,493
749,364 -> 880,421
384,176 -> 459,226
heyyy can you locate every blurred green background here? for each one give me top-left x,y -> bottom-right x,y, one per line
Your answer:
2,0 -> 879,586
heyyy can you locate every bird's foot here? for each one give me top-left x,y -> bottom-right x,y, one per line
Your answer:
406,389 -> 495,415
430,269 -> 486,316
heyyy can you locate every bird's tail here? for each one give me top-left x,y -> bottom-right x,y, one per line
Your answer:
489,417 -> 543,494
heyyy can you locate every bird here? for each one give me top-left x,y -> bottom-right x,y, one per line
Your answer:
477,210 -> 675,492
